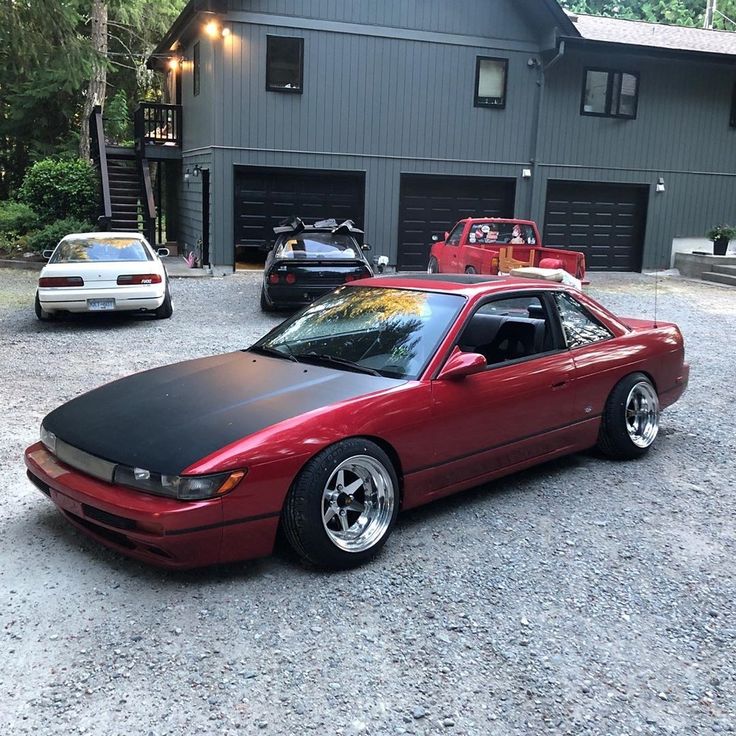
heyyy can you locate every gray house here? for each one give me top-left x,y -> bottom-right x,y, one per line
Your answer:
126,0 -> 736,272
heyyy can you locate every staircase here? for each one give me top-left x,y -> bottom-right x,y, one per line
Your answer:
106,156 -> 140,232
702,260 -> 736,287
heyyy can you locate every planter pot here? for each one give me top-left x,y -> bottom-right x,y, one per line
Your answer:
714,236 -> 730,256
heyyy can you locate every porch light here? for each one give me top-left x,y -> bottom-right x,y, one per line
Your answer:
221,26 -> 231,38
168,57 -> 179,71
204,20 -> 220,38
656,177 -> 666,193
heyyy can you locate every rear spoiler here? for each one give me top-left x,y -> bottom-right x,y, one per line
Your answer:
273,217 -> 364,236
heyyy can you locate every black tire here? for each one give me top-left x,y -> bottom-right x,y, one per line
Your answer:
282,438 -> 400,570
465,266 -> 477,274
154,284 -> 173,319
597,373 -> 660,460
34,292 -> 54,322
427,256 -> 440,274
260,287 -> 275,312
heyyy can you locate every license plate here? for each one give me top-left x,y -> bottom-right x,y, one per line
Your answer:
88,299 -> 115,311
51,489 -> 83,517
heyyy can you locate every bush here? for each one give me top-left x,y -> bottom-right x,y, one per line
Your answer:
18,158 -> 98,224
0,201 -> 39,235
26,218 -> 95,253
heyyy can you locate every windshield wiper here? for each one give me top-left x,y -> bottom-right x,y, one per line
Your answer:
293,353 -> 382,376
248,345 -> 298,362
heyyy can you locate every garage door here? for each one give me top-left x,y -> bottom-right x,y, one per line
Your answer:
397,174 -> 516,271
234,167 -> 365,250
543,182 -> 649,271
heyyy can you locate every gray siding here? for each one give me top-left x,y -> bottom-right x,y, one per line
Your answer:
173,0 -> 736,270
229,0 -> 538,42
532,51 -> 736,268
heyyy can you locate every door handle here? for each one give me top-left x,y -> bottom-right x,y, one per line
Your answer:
551,379 -> 568,389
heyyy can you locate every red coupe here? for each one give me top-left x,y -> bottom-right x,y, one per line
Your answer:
25,275 -> 688,570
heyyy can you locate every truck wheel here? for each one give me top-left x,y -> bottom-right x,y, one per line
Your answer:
427,257 -> 440,274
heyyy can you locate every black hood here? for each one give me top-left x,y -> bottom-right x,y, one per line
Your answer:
43,352 -> 402,475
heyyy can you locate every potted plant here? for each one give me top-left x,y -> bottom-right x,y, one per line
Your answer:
706,224 -> 736,256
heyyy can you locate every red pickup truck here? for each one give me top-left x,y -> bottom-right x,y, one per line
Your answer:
427,218 -> 586,280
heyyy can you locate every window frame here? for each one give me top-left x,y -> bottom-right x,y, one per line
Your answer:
266,35 -> 304,94
730,81 -> 736,128
474,56 -> 508,109
193,41 -> 200,97
445,222 -> 466,247
448,291 -> 567,373
580,67 -> 639,120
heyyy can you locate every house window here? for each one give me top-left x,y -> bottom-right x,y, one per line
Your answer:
267,36 -> 304,93
193,41 -> 200,97
475,57 -> 508,108
581,69 -> 638,119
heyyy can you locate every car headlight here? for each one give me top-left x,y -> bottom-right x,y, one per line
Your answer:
113,466 -> 246,500
40,424 -> 57,454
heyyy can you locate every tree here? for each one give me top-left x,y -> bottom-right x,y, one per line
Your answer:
80,0 -> 108,160
560,0 -> 736,28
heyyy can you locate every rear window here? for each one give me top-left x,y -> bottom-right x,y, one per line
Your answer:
275,233 -> 360,260
52,238 -> 151,263
468,222 -> 537,245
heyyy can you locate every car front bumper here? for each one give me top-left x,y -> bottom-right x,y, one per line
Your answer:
24,443 -> 278,569
38,285 -> 166,313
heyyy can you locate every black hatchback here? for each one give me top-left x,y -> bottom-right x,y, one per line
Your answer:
260,218 -> 374,311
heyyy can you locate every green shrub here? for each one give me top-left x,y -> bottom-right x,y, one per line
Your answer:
26,218 -> 95,253
18,158 -> 99,224
0,201 -> 39,235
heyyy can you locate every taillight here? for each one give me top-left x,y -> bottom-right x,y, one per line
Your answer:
285,273 -> 297,285
39,276 -> 84,287
268,273 -> 280,285
117,274 -> 162,285
490,257 -> 499,274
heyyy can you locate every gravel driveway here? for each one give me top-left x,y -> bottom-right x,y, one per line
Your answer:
1,269 -> 733,736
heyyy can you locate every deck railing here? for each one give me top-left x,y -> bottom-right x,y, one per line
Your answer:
134,103 -> 182,148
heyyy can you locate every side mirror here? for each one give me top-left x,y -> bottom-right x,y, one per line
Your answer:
444,231 -> 450,240
157,247 -> 170,258
361,243 -> 372,251
437,350 -> 487,380
42,250 -> 54,260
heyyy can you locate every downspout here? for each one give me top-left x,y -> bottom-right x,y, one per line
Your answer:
528,39 -> 566,223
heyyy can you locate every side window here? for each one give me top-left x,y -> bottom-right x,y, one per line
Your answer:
459,295 -> 554,366
475,57 -> 508,109
554,292 -> 613,348
267,36 -> 304,93
446,223 -> 465,246
581,69 -> 638,119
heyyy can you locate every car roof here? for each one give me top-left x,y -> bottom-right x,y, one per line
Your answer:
459,218 -> 537,226
349,273 -> 570,296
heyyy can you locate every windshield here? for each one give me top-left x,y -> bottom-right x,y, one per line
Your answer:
275,233 -> 361,260
252,286 -> 464,379
51,237 -> 152,263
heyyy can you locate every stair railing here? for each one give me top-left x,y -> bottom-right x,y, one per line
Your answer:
137,156 -> 157,245
90,105 -> 113,229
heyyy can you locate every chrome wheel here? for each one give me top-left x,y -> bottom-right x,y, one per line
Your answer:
321,455 -> 395,553
625,381 -> 660,448
427,257 -> 439,274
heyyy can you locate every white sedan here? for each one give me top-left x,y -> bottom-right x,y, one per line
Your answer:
35,232 -> 173,321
